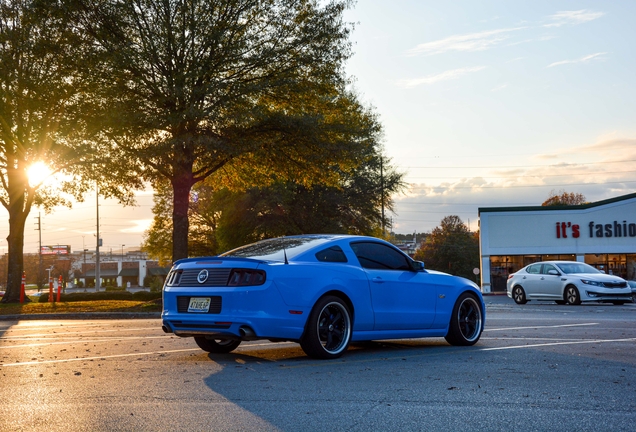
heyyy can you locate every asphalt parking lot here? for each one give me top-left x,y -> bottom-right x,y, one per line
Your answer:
1,295 -> 635,431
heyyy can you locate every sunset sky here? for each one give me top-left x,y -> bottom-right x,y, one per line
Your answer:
3,0 -> 635,256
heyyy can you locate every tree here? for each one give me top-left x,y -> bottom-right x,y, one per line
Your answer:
72,0 -> 379,261
542,189 -> 587,206
413,215 -> 479,280
0,0 -> 87,302
0,0 -> 141,303
142,150 -> 404,256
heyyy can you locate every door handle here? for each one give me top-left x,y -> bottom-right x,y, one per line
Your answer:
372,277 -> 384,283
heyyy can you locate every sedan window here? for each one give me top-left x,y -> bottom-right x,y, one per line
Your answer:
542,264 -> 559,275
350,242 -> 412,270
526,264 -> 541,274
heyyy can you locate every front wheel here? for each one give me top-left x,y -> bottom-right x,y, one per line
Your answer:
445,293 -> 484,346
565,285 -> 581,305
194,337 -> 241,353
300,296 -> 352,359
512,286 -> 527,304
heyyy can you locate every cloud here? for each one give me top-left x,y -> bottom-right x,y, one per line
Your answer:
406,27 -> 526,56
547,52 -> 606,68
121,219 -> 153,233
397,66 -> 486,88
491,83 -> 509,92
544,10 -> 605,28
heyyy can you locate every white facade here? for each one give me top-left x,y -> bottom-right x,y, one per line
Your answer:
478,193 -> 636,293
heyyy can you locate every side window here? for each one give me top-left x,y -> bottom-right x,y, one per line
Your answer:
350,242 -> 412,271
315,246 -> 348,263
542,264 -> 557,275
527,264 -> 541,274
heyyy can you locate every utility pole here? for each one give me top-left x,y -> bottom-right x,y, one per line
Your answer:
380,156 -> 385,237
35,212 -> 43,291
95,183 -> 101,291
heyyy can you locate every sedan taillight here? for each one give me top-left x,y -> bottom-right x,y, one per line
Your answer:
228,269 -> 266,286
507,273 -> 515,280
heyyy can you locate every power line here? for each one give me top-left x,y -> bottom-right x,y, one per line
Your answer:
403,159 -> 636,169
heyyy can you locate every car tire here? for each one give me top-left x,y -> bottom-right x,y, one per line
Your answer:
632,293 -> 636,303
512,286 -> 527,304
300,295 -> 352,359
564,285 -> 581,305
445,293 -> 483,346
194,337 -> 241,353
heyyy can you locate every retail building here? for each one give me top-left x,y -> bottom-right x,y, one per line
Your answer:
478,192 -> 636,293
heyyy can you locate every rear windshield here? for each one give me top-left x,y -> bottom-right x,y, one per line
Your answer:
555,263 -> 601,274
220,236 -> 334,261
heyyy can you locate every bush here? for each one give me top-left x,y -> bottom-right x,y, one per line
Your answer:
144,275 -> 165,292
132,291 -> 162,301
38,291 -> 135,303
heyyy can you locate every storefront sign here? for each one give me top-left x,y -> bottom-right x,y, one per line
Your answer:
556,221 -> 636,239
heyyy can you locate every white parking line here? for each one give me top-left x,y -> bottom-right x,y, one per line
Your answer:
484,323 -> 598,332
480,337 -> 636,351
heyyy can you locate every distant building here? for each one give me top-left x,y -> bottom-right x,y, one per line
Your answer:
478,192 -> 636,293
70,249 -> 170,288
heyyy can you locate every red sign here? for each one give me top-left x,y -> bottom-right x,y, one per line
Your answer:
41,245 -> 71,255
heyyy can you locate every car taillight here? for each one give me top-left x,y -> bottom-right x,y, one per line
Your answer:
165,270 -> 183,287
507,274 -> 515,279
228,269 -> 266,286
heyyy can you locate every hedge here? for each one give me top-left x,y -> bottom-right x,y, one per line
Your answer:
38,291 -> 162,303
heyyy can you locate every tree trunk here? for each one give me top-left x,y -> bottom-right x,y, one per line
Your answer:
171,169 -> 195,262
2,174 -> 31,303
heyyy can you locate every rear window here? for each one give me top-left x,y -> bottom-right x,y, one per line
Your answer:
220,236 -> 334,262
315,246 -> 347,263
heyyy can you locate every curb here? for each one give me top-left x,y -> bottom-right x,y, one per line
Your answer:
0,312 -> 161,321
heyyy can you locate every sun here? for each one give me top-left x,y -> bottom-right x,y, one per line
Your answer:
26,161 -> 53,187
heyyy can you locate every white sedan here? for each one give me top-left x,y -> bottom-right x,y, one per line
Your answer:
507,261 -> 631,305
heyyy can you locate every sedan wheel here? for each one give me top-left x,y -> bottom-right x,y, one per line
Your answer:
512,286 -> 527,304
194,337 -> 241,353
300,296 -> 352,359
565,285 -> 581,305
445,293 -> 483,346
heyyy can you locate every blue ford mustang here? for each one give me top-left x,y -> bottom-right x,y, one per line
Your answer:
161,234 -> 485,359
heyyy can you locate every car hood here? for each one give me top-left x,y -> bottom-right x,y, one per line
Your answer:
568,273 -> 625,282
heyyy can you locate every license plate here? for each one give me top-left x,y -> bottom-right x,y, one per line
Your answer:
188,297 -> 211,313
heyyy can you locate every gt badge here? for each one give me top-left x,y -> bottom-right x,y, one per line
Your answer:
197,269 -> 209,284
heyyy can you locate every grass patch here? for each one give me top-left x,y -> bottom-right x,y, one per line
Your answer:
0,297 -> 162,316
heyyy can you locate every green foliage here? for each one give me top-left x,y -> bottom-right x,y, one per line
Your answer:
143,275 -> 165,292
142,150 -> 404,256
73,0 -> 380,261
542,189 -> 587,206
413,215 -> 479,280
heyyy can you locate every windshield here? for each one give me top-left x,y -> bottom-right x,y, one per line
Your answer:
220,236 -> 335,261
555,262 -> 601,274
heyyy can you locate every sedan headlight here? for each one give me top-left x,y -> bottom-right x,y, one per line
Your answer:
580,279 -> 601,286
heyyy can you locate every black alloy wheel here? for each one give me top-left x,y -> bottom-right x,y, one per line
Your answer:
300,295 -> 352,359
445,293 -> 483,346
194,337 -> 241,353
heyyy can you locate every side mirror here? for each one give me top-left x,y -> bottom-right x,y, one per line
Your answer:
411,260 -> 425,272
547,269 -> 560,276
